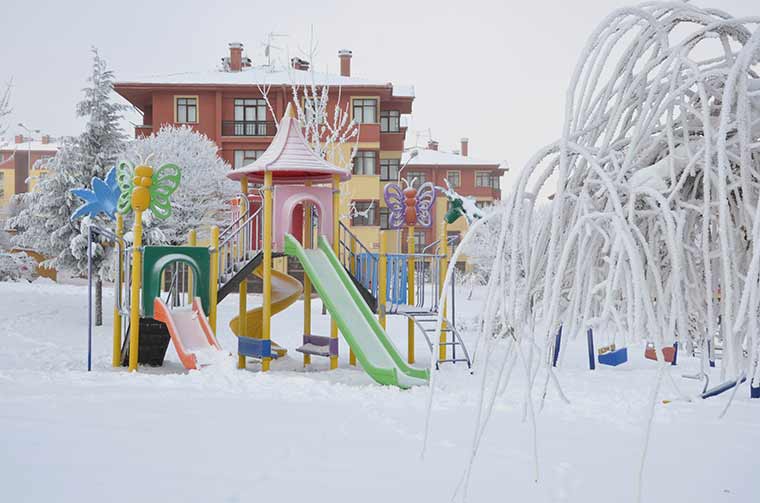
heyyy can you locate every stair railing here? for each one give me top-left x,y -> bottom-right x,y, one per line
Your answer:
219,193 -> 250,241
217,206 -> 262,288
338,222 -> 378,294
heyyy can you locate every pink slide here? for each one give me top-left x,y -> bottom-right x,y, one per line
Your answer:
153,297 -> 222,370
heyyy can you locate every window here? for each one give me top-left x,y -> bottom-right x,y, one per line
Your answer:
414,231 -> 427,250
447,170 -> 461,188
379,208 -> 390,229
353,151 -> 377,176
447,231 -> 460,250
406,171 -> 427,185
475,201 -> 494,210
475,171 -> 493,188
352,98 -> 377,124
176,97 -> 198,123
234,150 -> 265,169
380,110 -> 400,132
492,174 -> 501,189
351,201 -> 377,226
233,99 -> 267,135
380,159 -> 400,181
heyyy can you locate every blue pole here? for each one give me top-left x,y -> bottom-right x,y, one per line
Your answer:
552,326 -> 562,367
87,226 -> 93,372
587,328 -> 595,370
671,341 -> 679,366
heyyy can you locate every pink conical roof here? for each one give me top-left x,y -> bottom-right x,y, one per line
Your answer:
227,103 -> 351,184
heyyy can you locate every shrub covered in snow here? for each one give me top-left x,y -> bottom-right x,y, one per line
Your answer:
123,125 -> 237,245
0,252 -> 37,282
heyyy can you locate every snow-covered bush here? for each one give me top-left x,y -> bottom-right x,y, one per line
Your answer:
0,252 -> 37,282
123,125 -> 237,245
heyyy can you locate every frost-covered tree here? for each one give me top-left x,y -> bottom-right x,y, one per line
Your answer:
426,4 -> 760,501
9,48 -> 126,325
0,79 -> 11,138
257,31 -> 359,215
124,125 -> 237,244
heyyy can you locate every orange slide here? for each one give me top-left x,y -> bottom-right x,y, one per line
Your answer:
154,297 -> 222,369
229,264 -> 303,357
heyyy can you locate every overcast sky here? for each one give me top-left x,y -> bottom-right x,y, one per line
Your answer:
1,0 -> 756,190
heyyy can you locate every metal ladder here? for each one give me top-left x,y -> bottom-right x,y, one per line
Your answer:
397,308 -> 472,369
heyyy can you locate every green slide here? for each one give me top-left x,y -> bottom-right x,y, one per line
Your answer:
284,234 -> 429,389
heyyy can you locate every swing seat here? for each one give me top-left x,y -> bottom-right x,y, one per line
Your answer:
751,385 -> 760,399
598,347 -> 628,366
644,345 -> 675,363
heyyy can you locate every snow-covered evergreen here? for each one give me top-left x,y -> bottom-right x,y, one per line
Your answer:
124,125 -> 237,245
10,48 -> 126,281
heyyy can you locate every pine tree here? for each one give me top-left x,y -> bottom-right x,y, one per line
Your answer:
9,48 -> 126,325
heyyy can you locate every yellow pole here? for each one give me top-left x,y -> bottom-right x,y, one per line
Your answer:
303,193 -> 312,367
348,234 -> 358,366
262,170 -> 273,372
128,164 -> 153,372
238,177 -> 249,369
112,213 -> 124,367
439,222 -> 449,362
209,226 -> 219,333
330,174 -> 340,370
378,230 -> 387,329
187,229 -> 196,304
407,225 -> 415,364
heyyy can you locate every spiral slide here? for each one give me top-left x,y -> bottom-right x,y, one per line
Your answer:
229,264 -> 303,357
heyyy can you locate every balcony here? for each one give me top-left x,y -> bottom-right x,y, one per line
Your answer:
222,121 -> 276,137
134,124 -> 152,138
380,127 -> 407,151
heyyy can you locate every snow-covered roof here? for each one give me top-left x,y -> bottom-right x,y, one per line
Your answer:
117,65 -> 414,97
0,141 -> 59,152
227,103 -> 350,184
401,148 -> 503,168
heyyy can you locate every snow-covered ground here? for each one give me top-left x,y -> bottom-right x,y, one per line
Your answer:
1,280 -> 757,502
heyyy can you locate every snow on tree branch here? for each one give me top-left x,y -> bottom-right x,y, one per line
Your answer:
428,4 -> 760,498
0,79 -> 11,138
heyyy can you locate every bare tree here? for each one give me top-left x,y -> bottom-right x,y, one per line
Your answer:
0,79 -> 12,138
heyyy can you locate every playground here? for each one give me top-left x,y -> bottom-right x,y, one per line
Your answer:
1,2 -> 760,501
0,102 -> 757,503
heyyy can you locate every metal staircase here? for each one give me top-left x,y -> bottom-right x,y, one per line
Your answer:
216,194 -> 265,299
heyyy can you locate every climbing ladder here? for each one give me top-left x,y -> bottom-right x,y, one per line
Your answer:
338,225 -> 472,369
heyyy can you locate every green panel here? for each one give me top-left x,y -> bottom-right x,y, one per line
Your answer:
141,246 -> 210,318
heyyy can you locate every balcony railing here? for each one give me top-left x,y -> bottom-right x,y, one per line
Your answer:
222,121 -> 276,137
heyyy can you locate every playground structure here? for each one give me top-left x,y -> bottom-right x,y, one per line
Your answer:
74,103 -> 474,388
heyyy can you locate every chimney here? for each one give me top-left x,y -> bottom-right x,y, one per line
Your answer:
290,57 -> 310,71
41,135 -> 50,145
229,42 -> 243,72
339,49 -> 352,77
427,139 -> 439,151
461,137 -> 469,157
14,134 -> 23,144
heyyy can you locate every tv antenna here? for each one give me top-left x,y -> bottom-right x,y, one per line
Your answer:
262,32 -> 287,67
